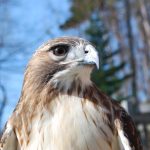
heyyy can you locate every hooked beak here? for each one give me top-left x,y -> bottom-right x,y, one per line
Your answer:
80,45 -> 99,69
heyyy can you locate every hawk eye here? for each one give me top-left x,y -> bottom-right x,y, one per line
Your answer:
52,45 -> 69,56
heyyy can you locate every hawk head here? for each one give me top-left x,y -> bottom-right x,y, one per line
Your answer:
24,36 -> 99,95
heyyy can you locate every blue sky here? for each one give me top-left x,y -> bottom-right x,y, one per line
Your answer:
0,0 -> 74,128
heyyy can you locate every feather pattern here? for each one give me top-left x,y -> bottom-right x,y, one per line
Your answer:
0,36 -> 142,150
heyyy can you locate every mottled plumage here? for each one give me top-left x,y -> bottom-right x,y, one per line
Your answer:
0,37 -> 142,150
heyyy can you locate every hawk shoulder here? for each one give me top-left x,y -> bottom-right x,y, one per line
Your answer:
0,122 -> 18,150
113,101 -> 143,150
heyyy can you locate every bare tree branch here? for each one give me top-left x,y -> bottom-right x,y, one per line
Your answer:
0,84 -> 7,130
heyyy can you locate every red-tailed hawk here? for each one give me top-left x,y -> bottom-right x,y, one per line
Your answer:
0,37 -> 142,150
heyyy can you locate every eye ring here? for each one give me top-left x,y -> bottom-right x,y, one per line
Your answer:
52,44 -> 69,56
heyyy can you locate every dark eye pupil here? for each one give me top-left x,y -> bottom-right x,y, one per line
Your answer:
52,45 -> 69,56
55,48 -> 66,55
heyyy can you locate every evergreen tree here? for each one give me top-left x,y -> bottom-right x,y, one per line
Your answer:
61,5 -> 131,98
85,13 -> 130,96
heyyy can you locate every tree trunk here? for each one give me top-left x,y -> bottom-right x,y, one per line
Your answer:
124,0 -> 139,113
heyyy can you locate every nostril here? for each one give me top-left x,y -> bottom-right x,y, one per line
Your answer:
85,50 -> 88,54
